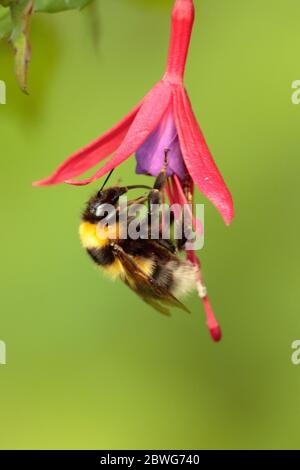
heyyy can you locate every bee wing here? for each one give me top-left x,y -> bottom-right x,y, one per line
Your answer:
150,238 -> 177,255
128,288 -> 172,317
112,244 -> 190,315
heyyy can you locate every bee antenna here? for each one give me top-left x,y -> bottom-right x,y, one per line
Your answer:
100,169 -> 115,192
126,185 -> 152,191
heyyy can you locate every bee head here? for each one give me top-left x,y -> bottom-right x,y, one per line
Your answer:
96,186 -> 128,204
83,186 -> 127,222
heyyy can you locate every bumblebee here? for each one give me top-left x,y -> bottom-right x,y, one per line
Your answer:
79,166 -> 196,316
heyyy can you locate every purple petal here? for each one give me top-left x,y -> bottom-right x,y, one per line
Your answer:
135,107 -> 186,179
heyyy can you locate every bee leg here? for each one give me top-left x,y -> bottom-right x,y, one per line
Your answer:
176,233 -> 188,251
174,212 -> 196,252
147,152 -> 169,212
147,177 -> 166,210
133,151 -> 170,240
153,151 -> 168,190
144,162 -> 171,245
147,180 -> 166,226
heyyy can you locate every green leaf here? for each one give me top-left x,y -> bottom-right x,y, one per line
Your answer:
10,0 -> 34,93
0,1 -> 15,7
1,0 -> 96,93
0,6 -> 12,39
34,0 -> 95,14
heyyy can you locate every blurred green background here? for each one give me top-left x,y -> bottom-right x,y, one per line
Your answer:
0,0 -> 300,450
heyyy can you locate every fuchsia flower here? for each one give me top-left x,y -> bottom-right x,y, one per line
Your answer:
33,0 -> 234,341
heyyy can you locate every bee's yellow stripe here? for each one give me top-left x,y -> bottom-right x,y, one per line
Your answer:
134,257 -> 154,277
103,257 -> 154,282
103,259 -> 126,279
79,221 -> 111,249
80,221 -> 154,284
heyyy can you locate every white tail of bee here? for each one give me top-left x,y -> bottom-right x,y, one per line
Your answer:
169,260 -> 196,298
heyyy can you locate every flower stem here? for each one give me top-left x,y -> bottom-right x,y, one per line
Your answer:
164,0 -> 195,83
